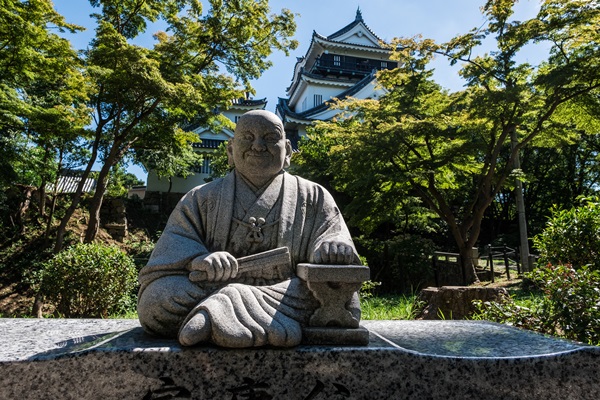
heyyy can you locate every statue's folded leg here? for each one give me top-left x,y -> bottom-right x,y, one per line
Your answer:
138,275 -> 207,337
179,309 -> 211,346
178,279 -> 319,348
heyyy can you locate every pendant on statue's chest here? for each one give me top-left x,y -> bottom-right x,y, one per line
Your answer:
233,216 -> 278,244
247,217 -> 266,243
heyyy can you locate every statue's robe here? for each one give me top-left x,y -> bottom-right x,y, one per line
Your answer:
138,170 -> 359,347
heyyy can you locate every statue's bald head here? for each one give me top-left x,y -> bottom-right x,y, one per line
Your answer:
228,110 -> 292,188
234,110 -> 284,135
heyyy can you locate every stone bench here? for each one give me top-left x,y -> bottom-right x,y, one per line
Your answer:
1,319 -> 599,399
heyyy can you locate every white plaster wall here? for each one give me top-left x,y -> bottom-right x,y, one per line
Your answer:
342,33 -> 377,47
295,83 -> 351,113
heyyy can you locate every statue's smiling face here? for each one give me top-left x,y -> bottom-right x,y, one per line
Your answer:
229,111 -> 291,186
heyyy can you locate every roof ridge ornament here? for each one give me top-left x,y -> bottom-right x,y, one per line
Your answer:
355,7 -> 363,21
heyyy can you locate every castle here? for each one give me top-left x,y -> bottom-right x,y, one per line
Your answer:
145,9 -> 395,195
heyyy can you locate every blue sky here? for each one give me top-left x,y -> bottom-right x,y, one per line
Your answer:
51,0 -> 545,180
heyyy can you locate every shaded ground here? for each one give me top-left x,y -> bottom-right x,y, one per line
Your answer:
0,282 -> 33,317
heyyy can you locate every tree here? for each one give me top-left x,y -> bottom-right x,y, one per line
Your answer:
483,134 -> 600,244
533,196 -> 600,271
207,141 -> 234,181
303,0 -> 600,284
0,0 -> 83,125
53,0 -> 298,250
105,164 -> 145,198
1,0 -> 90,239
0,0 -> 85,184
136,129 -> 203,193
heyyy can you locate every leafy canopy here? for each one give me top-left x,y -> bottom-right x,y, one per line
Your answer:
297,0 -> 600,283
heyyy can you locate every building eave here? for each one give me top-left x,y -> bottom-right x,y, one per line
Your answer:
229,97 -> 267,110
285,34 -> 324,95
279,72 -> 378,123
303,74 -> 356,88
289,72 -> 356,108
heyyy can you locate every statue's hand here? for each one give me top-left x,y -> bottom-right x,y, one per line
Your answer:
313,241 -> 356,264
189,251 -> 239,282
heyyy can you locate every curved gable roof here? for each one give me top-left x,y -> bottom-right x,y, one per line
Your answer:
326,8 -> 382,46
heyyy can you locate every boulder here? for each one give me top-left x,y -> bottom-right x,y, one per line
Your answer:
418,286 -> 509,320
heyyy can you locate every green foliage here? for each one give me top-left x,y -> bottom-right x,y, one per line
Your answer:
105,165 -> 144,198
530,264 -> 600,344
299,0 -> 600,284
32,243 -> 138,317
208,141 -> 234,180
474,264 -> 600,345
0,0 -> 89,192
360,294 -> 423,320
358,234 -> 436,294
359,280 -> 381,299
473,295 -> 550,335
137,131 -> 203,185
533,197 -> 600,270
487,134 -> 600,246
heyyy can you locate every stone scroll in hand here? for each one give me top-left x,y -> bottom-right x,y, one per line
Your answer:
188,247 -> 291,282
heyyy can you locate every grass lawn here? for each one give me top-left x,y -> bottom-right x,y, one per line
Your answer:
360,294 -> 422,320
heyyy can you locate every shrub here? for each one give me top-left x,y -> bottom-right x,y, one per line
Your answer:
33,243 -> 138,317
474,264 -> 600,345
533,197 -> 600,270
529,264 -> 600,344
360,280 -> 381,299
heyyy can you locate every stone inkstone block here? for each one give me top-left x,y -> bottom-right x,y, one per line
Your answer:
297,263 -> 370,345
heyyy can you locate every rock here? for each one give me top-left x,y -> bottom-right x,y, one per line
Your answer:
417,286 -> 509,320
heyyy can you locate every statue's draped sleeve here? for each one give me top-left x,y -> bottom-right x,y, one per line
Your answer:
138,173 -> 234,293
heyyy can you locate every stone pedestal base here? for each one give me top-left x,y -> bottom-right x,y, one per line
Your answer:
302,326 -> 370,345
1,319 -> 599,399
297,263 -> 370,343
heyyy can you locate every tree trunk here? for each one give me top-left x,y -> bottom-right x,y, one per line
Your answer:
31,293 -> 44,318
44,194 -> 58,244
84,143 -> 122,243
38,146 -> 52,218
444,216 -> 480,285
44,151 -> 63,244
12,184 -> 35,237
83,162 -> 111,243
54,136 -> 100,253
458,244 -> 479,285
54,172 -> 92,252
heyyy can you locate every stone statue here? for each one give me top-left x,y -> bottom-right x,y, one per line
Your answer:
138,110 -> 367,348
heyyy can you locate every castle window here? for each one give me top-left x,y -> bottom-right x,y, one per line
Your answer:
314,94 -> 323,107
200,156 -> 212,175
333,55 -> 341,67
381,61 -> 388,68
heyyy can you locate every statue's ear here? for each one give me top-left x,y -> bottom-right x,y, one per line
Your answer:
227,139 -> 235,167
283,139 -> 292,169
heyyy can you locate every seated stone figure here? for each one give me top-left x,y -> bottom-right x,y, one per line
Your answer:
137,110 -> 360,348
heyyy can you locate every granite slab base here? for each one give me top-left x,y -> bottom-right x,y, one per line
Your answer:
1,319 -> 599,399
